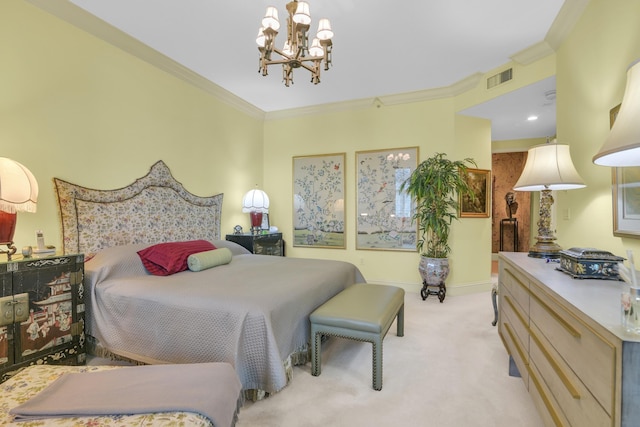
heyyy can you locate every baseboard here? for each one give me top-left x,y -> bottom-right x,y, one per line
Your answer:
366,279 -> 494,296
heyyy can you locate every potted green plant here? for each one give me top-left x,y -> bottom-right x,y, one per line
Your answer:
400,152 -> 476,301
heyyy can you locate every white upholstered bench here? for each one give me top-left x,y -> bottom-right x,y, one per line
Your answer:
310,284 -> 405,390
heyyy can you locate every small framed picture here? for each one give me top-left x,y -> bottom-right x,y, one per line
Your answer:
459,168 -> 491,218
261,213 -> 270,231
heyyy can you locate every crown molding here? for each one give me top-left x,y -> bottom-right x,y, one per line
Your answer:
264,73 -> 485,120
27,0 -> 589,122
510,41 -> 555,65
26,0 -> 265,120
545,0 -> 591,50
264,98 -> 374,121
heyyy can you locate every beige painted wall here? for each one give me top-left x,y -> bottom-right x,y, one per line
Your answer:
263,99 -> 493,293
555,0 -> 640,257
6,0 -> 639,296
1,0 -> 264,249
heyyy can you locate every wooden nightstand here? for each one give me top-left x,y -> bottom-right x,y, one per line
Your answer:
226,232 -> 284,256
0,253 -> 86,382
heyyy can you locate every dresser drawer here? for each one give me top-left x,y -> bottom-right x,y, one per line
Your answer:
500,308 -> 529,386
529,361 -> 572,427
530,322 -> 612,427
500,264 -> 530,317
502,289 -> 530,356
529,283 -> 616,414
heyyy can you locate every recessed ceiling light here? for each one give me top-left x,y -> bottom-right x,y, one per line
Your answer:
527,115 -> 539,121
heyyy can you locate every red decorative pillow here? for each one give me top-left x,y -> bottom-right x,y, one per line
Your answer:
137,240 -> 216,276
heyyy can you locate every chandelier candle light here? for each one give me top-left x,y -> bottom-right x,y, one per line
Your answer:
256,1 -> 334,86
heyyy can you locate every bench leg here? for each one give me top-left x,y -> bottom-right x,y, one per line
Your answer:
396,304 -> 404,337
372,337 -> 383,390
311,326 -> 322,377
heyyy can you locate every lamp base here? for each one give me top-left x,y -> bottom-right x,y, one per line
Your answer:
0,211 -> 18,260
527,188 -> 562,259
528,240 -> 562,259
249,211 -> 263,234
0,242 -> 17,261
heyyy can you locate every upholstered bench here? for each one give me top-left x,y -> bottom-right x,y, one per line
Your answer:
310,284 -> 404,390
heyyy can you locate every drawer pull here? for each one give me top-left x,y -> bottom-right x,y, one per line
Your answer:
529,366 -> 568,427
531,293 -> 581,338
504,268 -> 528,291
504,295 -> 529,330
504,322 -> 528,366
530,330 -> 581,399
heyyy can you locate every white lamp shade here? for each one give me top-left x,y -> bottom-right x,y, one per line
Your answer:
309,38 -> 324,57
593,59 -> 640,166
242,189 -> 270,213
316,18 -> 333,40
514,143 -> 586,191
293,1 -> 311,25
262,6 -> 280,31
0,157 -> 38,213
282,41 -> 293,56
256,27 -> 266,47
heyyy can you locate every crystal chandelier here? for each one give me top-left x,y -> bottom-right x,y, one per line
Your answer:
256,1 -> 334,87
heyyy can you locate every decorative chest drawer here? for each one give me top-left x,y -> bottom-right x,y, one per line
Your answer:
557,247 -> 623,280
225,232 -> 284,256
0,253 -> 86,382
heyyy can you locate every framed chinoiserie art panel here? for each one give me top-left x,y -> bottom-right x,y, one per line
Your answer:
293,153 -> 346,248
356,147 -> 418,251
459,168 -> 491,218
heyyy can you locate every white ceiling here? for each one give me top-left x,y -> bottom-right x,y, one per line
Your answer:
30,0 -> 589,141
460,76 -> 558,141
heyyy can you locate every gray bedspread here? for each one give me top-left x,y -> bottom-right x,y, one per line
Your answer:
85,241 -> 365,394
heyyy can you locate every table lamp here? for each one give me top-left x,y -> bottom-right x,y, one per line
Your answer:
0,158 -> 39,260
514,140 -> 585,258
593,59 -> 640,166
242,189 -> 270,234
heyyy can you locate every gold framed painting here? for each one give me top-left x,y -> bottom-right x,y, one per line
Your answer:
293,153 -> 346,248
459,168 -> 491,218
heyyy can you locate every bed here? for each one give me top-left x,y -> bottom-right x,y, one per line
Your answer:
53,160 -> 365,397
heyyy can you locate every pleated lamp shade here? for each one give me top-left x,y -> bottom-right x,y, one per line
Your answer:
242,189 -> 270,213
514,143 -> 585,191
594,59 -> 640,166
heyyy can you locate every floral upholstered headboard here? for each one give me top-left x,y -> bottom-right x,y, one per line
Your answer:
54,160 -> 223,256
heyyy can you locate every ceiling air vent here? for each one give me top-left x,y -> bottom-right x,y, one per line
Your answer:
487,68 -> 513,89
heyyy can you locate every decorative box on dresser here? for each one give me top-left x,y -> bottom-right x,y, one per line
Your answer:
498,252 -> 640,427
0,253 -> 85,382
226,232 -> 284,256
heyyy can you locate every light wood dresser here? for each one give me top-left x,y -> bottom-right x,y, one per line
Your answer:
498,252 -> 640,427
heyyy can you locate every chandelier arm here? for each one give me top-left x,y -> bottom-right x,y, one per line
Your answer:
264,58 -> 294,66
272,47 -> 293,60
295,59 -> 321,73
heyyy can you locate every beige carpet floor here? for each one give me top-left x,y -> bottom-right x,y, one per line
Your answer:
236,290 -> 544,427
88,288 -> 545,426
